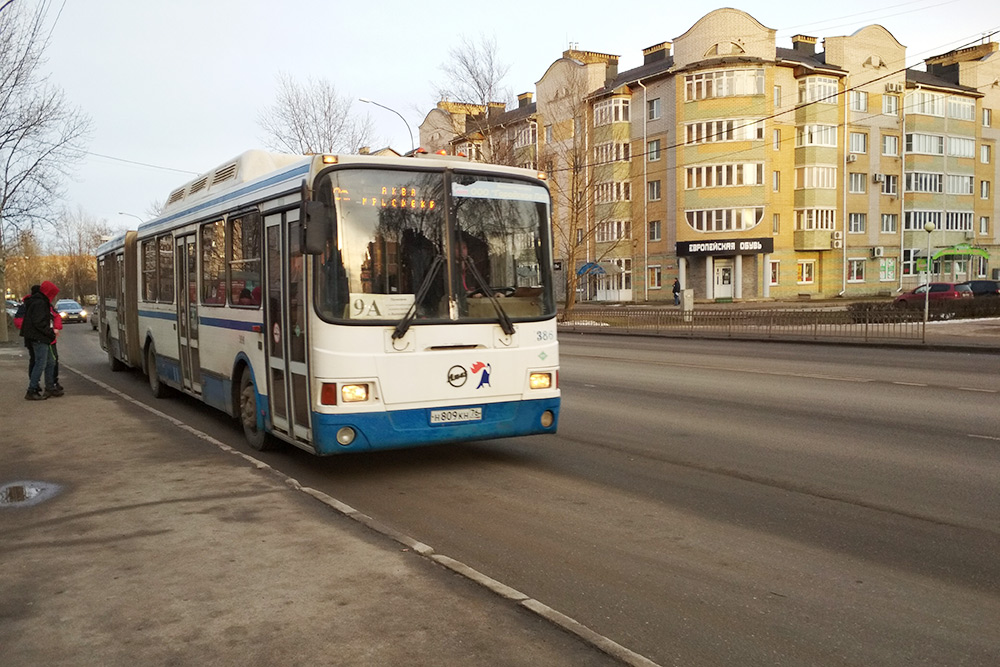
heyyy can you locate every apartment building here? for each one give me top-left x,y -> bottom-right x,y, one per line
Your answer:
418,8 -> 999,303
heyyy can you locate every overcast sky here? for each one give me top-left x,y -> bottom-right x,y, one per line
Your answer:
38,0 -> 1000,232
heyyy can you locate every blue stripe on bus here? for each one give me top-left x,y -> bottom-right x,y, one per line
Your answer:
308,397 -> 560,455
138,309 -> 177,321
199,316 -> 262,332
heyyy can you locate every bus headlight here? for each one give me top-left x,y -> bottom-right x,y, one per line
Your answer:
529,373 -> 552,390
341,384 -> 369,402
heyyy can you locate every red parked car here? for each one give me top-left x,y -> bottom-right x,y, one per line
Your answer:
893,282 -> 974,307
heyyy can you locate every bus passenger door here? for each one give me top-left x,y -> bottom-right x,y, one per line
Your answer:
115,252 -> 129,363
176,235 -> 201,393
264,212 -> 312,445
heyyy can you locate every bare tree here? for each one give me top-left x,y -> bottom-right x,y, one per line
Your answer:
47,206 -> 113,302
257,73 -> 376,155
436,34 -> 513,162
0,0 -> 92,340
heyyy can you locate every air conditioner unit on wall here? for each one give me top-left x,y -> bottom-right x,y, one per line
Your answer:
885,82 -> 904,93
846,154 -> 857,163
965,230 -> 976,239
871,246 -> 885,258
873,173 -> 885,183
832,239 -> 843,249
832,231 -> 843,240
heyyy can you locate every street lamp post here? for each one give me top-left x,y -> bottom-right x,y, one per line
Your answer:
359,98 -> 415,154
923,221 -> 936,342
118,212 -> 144,225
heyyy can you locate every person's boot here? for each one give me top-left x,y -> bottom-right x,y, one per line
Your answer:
25,389 -> 48,401
45,385 -> 64,397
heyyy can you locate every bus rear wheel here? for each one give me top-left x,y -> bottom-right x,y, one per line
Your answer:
240,369 -> 276,451
147,343 -> 168,398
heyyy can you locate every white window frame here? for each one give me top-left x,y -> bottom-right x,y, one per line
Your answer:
879,257 -> 897,282
882,134 -> 899,156
851,90 -> 868,112
797,260 -> 816,284
647,139 -> 661,161
647,180 -> 661,202
849,132 -> 868,154
769,260 -> 780,285
881,213 -> 898,234
848,258 -> 866,283
849,173 -> 866,193
882,174 -> 898,196
648,220 -> 661,242
883,94 -> 899,116
647,98 -> 661,121
848,212 -> 867,234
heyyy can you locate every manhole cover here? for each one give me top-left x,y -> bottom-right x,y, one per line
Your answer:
0,481 -> 62,507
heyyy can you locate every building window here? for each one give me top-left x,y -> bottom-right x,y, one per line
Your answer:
944,212 -> 973,231
910,91 -> 945,117
593,98 -> 630,126
648,265 -> 662,289
881,213 -> 898,234
982,180 -> 991,199
796,124 -> 837,147
902,248 -> 918,276
798,76 -> 838,104
686,207 -> 764,232
879,257 -> 897,282
905,172 -> 943,193
686,162 -> 764,188
984,108 -> 992,127
883,94 -> 899,116
774,85 -> 781,107
595,181 -> 631,203
513,124 -> 537,148
685,68 -> 765,101
595,220 -> 632,242
595,142 -> 631,163
647,139 -> 661,161
982,144 -> 992,164
545,125 -> 553,144
850,132 -> 868,154
848,258 -> 865,282
947,174 -> 974,195
947,136 -> 975,158
906,133 -> 944,155
772,213 -> 780,234
981,216 -> 990,234
647,98 -> 661,121
773,129 -> 781,150
797,261 -> 816,284
882,174 -> 898,196
904,210 -> 942,231
769,260 -> 780,285
851,91 -> 868,112
947,96 -> 975,121
647,180 -> 661,201
882,134 -> 899,156
849,173 -> 866,193
795,208 -> 837,230
795,165 -> 837,189
648,220 -> 661,242
686,119 -> 765,144
849,213 -> 867,233
773,170 -> 780,192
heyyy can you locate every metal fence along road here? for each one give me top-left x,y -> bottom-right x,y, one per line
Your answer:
559,307 -> 928,344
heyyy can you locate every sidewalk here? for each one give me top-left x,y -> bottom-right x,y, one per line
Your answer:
0,349 -> 625,667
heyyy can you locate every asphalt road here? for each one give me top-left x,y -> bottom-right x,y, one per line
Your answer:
59,325 -> 1000,666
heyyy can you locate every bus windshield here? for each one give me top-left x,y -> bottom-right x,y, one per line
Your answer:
314,167 -> 554,324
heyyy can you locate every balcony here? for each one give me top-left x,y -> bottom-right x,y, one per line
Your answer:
794,229 -> 833,251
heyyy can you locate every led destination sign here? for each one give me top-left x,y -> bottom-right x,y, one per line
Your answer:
676,238 -> 774,256
334,185 -> 438,210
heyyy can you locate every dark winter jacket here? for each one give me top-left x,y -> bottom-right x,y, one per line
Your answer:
19,281 -> 59,345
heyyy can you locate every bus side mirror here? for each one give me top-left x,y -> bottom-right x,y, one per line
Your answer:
301,201 -> 329,255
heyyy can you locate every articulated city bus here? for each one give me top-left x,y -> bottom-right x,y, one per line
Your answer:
96,150 -> 560,454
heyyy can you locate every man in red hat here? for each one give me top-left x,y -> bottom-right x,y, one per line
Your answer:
19,280 -> 62,400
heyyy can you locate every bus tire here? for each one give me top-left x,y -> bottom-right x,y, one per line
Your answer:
240,369 -> 275,451
147,343 -> 168,398
107,330 -> 126,372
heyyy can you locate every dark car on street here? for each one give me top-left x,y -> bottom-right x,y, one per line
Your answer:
957,279 -> 1000,298
893,282 -> 974,307
55,298 -> 88,323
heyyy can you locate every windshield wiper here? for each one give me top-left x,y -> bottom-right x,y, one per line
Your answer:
463,255 -> 515,336
392,255 -> 444,340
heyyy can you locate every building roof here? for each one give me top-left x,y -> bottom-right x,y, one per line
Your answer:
906,67 -> 982,95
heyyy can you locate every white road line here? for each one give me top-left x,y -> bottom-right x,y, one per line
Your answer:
969,434 -> 1000,442
958,387 -> 998,393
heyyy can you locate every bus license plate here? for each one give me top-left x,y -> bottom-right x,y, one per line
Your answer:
430,407 -> 482,424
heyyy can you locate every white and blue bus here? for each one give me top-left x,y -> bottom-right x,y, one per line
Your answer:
96,150 -> 560,454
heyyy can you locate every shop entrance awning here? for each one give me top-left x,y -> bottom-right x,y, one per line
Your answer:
933,243 -> 990,260
577,261 -> 624,276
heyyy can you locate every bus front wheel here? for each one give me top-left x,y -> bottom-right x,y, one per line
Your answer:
240,369 -> 276,451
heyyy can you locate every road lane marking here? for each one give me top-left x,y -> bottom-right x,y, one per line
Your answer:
969,434 -> 1000,442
